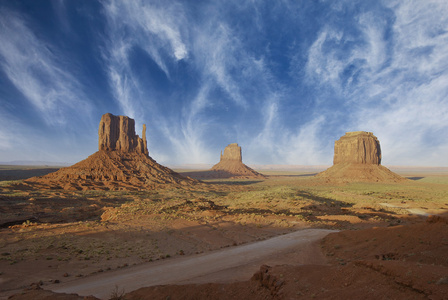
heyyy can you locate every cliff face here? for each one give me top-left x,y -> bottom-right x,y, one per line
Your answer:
333,131 -> 381,165
220,143 -> 242,162
210,143 -> 265,179
24,113 -> 198,191
98,113 -> 148,155
317,131 -> 406,183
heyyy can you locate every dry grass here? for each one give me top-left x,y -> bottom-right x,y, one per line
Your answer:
0,167 -> 447,294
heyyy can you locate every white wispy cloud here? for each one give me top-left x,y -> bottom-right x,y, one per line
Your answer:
0,113 -> 34,162
153,84 -> 216,164
0,9 -> 92,125
100,0 -> 448,166
0,111 -> 87,163
0,117 -> 13,151
102,0 -> 288,164
193,22 -> 249,108
102,0 -> 188,75
101,0 -> 190,121
357,0 -> 448,165
124,0 -> 188,62
283,116 -> 328,165
245,97 -> 280,163
306,29 -> 346,92
303,0 -> 448,166
102,0 -> 207,162
356,13 -> 387,74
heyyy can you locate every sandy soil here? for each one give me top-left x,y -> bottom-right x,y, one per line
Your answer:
47,229 -> 334,298
2,168 -> 448,299
12,215 -> 447,300
117,215 -> 448,300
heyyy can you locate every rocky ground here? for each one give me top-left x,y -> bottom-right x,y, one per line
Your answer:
124,213 -> 448,299
8,215 -> 448,300
1,167 -> 448,299
21,150 -> 199,191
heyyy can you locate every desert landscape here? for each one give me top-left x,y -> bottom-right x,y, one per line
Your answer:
1,2 -> 447,299
0,114 -> 447,300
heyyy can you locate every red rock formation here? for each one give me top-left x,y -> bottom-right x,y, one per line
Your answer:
333,131 -> 381,165
182,143 -> 265,179
210,143 -> 265,179
24,113 -> 198,190
219,143 -> 242,162
317,131 -> 406,183
98,113 -> 148,155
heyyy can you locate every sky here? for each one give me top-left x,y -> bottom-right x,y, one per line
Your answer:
0,0 -> 447,167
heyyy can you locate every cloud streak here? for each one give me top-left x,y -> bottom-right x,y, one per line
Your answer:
101,0 -> 290,164
0,8 -> 91,125
302,0 -> 448,165
101,0 -> 190,119
101,0 -> 448,166
1,1 -> 447,166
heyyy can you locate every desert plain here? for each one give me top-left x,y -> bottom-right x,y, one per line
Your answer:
1,164 -> 448,299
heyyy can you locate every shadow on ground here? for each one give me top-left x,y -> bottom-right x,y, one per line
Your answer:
407,176 -> 425,181
0,168 -> 60,181
0,193 -> 132,228
268,173 -> 317,178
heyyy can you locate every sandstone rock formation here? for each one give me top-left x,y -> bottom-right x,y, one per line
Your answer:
333,131 -> 381,165
219,143 -> 242,162
98,113 -> 148,155
24,113 -> 198,190
209,143 -> 265,179
317,131 -> 406,183
181,143 -> 265,179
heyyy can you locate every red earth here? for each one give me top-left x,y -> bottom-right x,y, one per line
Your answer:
9,214 -> 448,300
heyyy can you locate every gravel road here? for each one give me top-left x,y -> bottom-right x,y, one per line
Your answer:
48,228 -> 336,299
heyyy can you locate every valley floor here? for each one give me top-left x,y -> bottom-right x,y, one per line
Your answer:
1,167 -> 447,299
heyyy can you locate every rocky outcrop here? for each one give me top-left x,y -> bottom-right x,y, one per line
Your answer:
219,143 -> 242,162
333,131 -> 381,165
317,131 -> 406,183
24,113 -> 198,191
182,143 -> 265,180
210,144 -> 265,179
98,113 -> 148,155
251,265 -> 284,296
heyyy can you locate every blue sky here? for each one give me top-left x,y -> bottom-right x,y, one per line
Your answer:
0,0 -> 447,166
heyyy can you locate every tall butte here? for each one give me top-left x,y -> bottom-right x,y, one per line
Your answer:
317,131 -> 406,182
24,113 -> 197,190
98,113 -> 148,155
210,143 -> 265,179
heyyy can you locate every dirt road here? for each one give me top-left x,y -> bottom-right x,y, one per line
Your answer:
48,229 -> 335,299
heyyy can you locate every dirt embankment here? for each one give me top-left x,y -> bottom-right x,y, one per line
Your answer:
9,215 -> 448,300
122,215 -> 448,300
46,229 -> 334,298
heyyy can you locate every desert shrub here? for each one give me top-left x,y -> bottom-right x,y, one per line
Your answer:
109,285 -> 125,300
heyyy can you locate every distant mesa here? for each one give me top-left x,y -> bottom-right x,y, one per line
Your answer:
184,143 -> 265,179
211,143 -> 266,179
23,113 -> 198,190
317,131 -> 406,183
